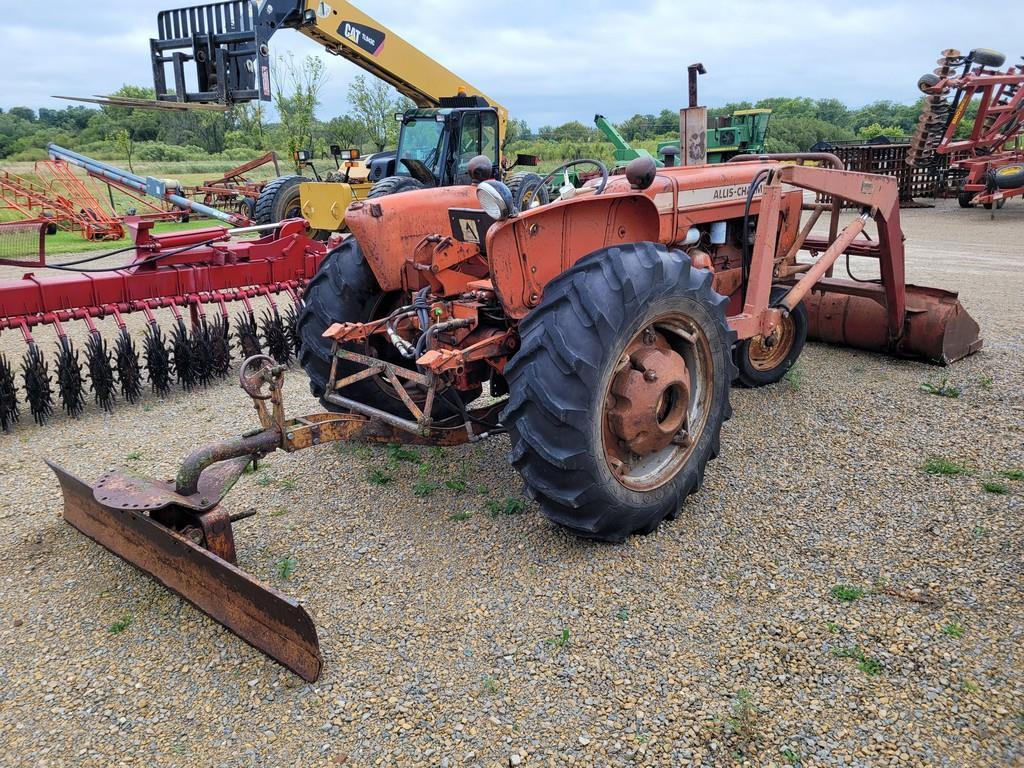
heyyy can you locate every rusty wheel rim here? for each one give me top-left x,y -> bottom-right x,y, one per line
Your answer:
602,313 -> 714,492
747,314 -> 795,372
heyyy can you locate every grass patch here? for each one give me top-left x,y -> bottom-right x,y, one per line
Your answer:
486,496 -> 528,517
830,584 -> 864,603
270,506 -> 288,517
783,365 -> 804,389
444,478 -> 467,493
480,674 -> 500,695
413,479 -> 438,498
277,478 -> 298,491
982,481 -> 1009,495
919,378 -> 961,398
449,511 -> 472,522
275,555 -> 297,580
386,444 -> 421,464
999,469 -> 1023,481
978,375 -> 994,390
961,680 -> 980,694
724,689 -> 760,750
826,621 -> 842,634
781,746 -> 801,766
125,450 -> 142,461
107,614 -> 132,634
367,468 -> 393,485
832,644 -> 882,676
941,621 -> 965,638
255,473 -> 276,487
921,456 -> 971,476
545,628 -> 571,649
615,608 -> 629,621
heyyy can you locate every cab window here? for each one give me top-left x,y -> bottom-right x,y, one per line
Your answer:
457,111 -> 499,172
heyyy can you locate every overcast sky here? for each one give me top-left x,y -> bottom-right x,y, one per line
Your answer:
3,1 -> 1017,127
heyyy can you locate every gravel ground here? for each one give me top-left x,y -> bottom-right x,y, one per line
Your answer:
0,198 -> 1022,767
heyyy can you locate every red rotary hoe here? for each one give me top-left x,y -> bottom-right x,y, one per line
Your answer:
908,47 -> 1024,209
49,153 -> 981,680
0,219 -> 326,428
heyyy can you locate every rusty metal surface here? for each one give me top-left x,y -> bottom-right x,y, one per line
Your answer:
48,461 -> 323,682
94,455 -> 255,514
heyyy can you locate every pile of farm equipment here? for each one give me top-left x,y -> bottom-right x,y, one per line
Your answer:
909,47 -> 1024,209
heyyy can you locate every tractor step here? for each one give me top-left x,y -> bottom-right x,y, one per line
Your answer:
48,460 -> 322,682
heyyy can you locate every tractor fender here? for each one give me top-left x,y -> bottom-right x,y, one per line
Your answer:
486,192 -> 662,320
345,185 -> 482,292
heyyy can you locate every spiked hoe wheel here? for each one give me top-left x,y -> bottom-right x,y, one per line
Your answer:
115,328 -> 143,405
0,352 -> 20,430
142,321 -> 173,396
55,337 -> 86,418
21,343 -> 54,426
503,243 -> 735,542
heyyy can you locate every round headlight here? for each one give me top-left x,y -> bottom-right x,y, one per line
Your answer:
476,181 -> 514,221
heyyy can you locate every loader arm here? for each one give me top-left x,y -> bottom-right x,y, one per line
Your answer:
148,0 -> 507,141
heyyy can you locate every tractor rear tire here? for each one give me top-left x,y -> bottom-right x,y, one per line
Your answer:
993,164 -> 1024,190
506,172 -> 550,210
733,286 -> 808,387
502,242 -> 735,542
368,176 -> 427,198
297,238 -> 460,418
255,175 -> 305,225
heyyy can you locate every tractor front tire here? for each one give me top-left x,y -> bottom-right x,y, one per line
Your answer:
255,175 -> 305,225
368,176 -> 427,198
733,286 -> 808,387
958,191 -> 976,208
502,242 -> 735,542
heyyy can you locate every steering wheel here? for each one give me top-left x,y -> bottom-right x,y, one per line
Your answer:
536,159 -> 610,199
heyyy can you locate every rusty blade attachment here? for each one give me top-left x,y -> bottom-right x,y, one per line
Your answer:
804,282 -> 982,365
47,460 -> 323,682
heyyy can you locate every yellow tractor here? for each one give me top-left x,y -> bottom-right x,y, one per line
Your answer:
153,0 -> 536,234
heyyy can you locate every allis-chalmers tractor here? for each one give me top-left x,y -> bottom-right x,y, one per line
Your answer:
49,151 -> 982,681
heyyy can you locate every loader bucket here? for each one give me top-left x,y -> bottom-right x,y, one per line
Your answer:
48,461 -> 322,682
804,282 -> 983,365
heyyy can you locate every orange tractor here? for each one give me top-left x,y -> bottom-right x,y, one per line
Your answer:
50,153 -> 981,681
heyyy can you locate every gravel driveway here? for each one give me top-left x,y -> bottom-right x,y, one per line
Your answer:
0,199 -> 1021,767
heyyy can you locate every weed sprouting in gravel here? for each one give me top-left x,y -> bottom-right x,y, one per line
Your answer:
919,378 -> 961,398
444,478 -> 467,493
832,644 -> 882,676
999,468 -> 1023,481
413,479 -> 438,498
275,555 -> 297,580
830,585 -> 864,602
256,473 -> 275,487
486,497 -> 528,517
367,468 -> 393,485
781,746 -> 802,765
724,689 -> 760,750
278,478 -> 297,491
545,629 -> 571,649
826,621 -> 842,633
921,456 -> 971,476
616,608 -> 629,621
978,375 -> 994,390
941,621 -> 966,638
387,444 -> 421,464
783,365 -> 803,390
982,481 -> 1009,495
348,444 -> 372,459
476,483 -> 489,494
270,506 -> 287,517
480,674 -> 500,695
125,450 -> 142,461
242,462 -> 256,475
961,680 -> 980,694
108,614 -> 132,634
1014,712 -> 1024,732
449,511 -> 472,522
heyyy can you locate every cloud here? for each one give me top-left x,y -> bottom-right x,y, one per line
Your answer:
1,0 -> 1019,128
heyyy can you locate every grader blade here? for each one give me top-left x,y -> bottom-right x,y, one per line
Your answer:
47,461 -> 322,682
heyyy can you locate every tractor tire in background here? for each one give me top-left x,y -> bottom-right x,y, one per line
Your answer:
958,190 -> 976,208
502,242 -> 735,542
993,164 -> 1024,190
296,238 -> 460,418
254,175 -> 304,225
733,286 -> 808,387
367,176 -> 427,198
506,172 -> 550,210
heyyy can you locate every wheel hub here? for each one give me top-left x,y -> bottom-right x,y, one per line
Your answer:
607,341 -> 690,456
747,314 -> 795,372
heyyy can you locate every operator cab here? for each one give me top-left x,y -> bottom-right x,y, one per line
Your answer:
367,97 -> 500,186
